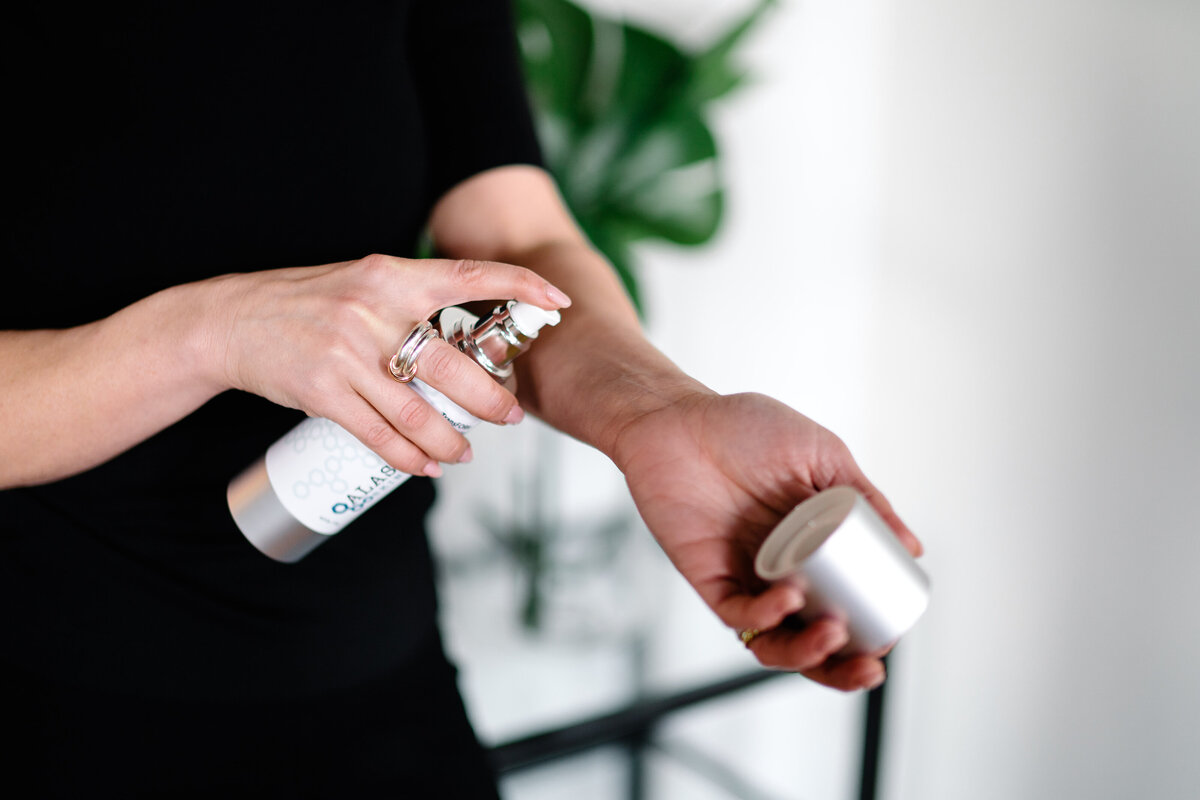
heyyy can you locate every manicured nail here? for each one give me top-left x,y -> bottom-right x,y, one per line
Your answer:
423,461 -> 443,478
545,284 -> 572,307
457,447 -> 474,464
503,405 -> 525,425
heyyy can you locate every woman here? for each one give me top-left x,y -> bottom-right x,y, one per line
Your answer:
0,1 -> 920,796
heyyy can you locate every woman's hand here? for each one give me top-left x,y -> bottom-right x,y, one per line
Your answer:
212,253 -> 571,476
611,390 -> 922,691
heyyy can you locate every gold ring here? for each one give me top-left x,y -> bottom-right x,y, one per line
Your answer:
739,628 -> 762,648
389,321 -> 440,383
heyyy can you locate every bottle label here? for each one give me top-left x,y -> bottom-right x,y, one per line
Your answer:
264,418 -> 409,534
410,379 -> 482,432
262,387 -> 481,534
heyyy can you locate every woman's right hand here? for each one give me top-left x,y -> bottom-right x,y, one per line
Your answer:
209,254 -> 570,477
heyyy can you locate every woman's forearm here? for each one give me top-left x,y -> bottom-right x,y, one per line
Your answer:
0,279 -> 230,488
498,240 -> 713,460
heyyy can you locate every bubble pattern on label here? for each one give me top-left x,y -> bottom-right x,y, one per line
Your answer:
264,418 -> 406,534
273,418 -> 385,500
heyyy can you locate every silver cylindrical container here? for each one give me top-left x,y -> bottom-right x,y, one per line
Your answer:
754,486 -> 930,654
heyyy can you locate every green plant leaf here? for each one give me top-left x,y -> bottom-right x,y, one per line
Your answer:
688,0 -> 777,106
607,24 -> 692,131
601,107 -> 720,238
516,0 -> 594,122
517,0 -> 769,314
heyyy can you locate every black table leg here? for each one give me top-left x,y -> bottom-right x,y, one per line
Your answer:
857,653 -> 890,800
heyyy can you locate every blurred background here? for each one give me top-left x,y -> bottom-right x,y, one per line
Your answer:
430,0 -> 1200,798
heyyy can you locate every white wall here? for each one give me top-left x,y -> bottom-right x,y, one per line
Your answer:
874,2 -> 1200,799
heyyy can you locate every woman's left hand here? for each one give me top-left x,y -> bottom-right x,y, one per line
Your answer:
611,390 -> 922,691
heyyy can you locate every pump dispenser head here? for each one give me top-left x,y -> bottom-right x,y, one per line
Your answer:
508,302 -> 561,336
440,300 -> 561,381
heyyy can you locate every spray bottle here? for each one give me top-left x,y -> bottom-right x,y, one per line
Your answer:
227,300 -> 561,562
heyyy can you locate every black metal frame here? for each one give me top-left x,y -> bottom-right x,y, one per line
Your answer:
489,658 -> 889,800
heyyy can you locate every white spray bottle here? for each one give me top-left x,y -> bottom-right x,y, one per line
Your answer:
227,300 -> 561,562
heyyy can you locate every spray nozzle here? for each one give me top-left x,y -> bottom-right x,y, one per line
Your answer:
507,301 -> 561,336
437,300 -> 561,382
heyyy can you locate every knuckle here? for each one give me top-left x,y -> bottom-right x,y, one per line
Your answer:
394,395 -> 433,431
475,385 -> 513,422
419,342 -> 462,384
830,434 -> 852,458
356,254 -> 398,290
517,267 -> 545,292
358,253 -> 393,274
425,438 -> 462,465
448,258 -> 490,286
503,265 -> 545,299
820,429 -> 852,460
360,420 -> 396,452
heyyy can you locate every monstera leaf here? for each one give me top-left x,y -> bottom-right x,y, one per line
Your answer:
516,0 -> 775,313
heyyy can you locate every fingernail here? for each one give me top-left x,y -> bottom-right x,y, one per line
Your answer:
503,405 -> 525,425
545,284 -> 572,307
864,669 -> 886,690
423,461 -> 443,478
457,447 -> 474,464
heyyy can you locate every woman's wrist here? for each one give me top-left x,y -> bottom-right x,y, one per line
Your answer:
600,369 -> 715,471
520,321 -> 714,465
483,242 -> 712,464
146,275 -> 242,398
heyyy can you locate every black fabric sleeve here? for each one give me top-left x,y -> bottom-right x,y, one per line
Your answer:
409,0 -> 544,206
